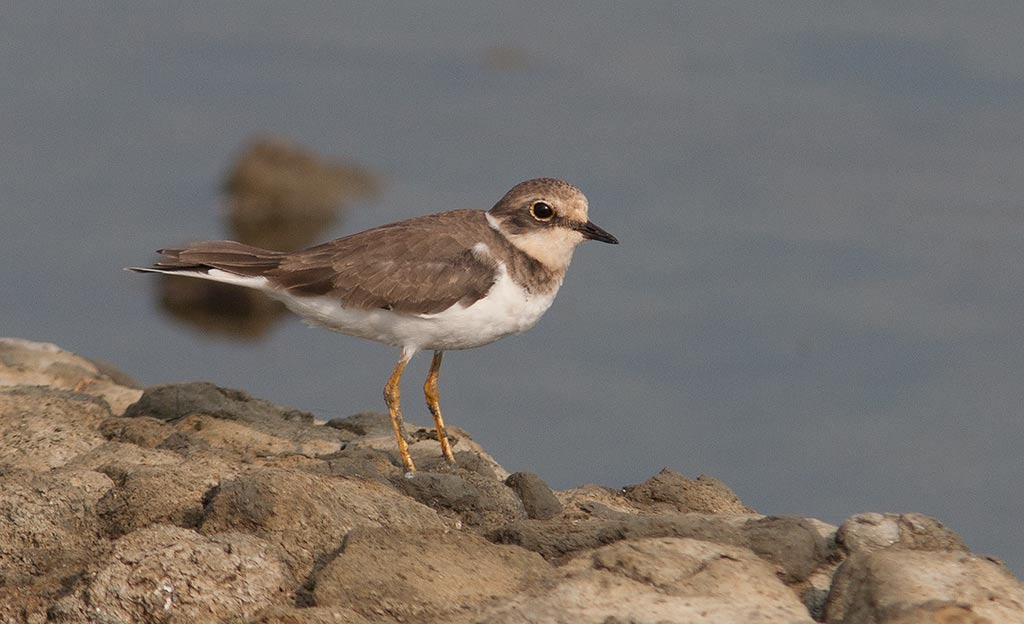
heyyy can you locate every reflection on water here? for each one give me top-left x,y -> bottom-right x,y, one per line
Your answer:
223,137 -> 379,252
152,137 -> 379,339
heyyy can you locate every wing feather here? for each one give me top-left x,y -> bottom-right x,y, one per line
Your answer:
271,210 -> 499,314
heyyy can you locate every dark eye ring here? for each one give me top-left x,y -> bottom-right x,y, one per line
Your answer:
530,201 -> 554,221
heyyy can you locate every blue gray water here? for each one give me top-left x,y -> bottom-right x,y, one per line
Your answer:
4,4 -> 1023,574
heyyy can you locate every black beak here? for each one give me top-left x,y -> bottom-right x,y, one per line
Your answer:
576,220 -> 619,244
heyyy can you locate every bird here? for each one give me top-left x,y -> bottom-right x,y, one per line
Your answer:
129,178 -> 618,472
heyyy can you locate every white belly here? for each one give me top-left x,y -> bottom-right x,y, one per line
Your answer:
277,265 -> 561,352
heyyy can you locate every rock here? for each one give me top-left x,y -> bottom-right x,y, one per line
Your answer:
825,548 -> 1024,623
125,381 -> 311,424
505,471 -> 563,519
84,356 -> 142,389
3,338 -> 1023,622
124,382 -> 350,458
50,525 -> 290,623
171,413 -> 341,460
96,461 -> 231,536
0,469 -> 113,583
325,411 -> 394,437
623,468 -> 752,514
836,512 -> 967,556
249,606 -> 373,623
318,446 -> 400,482
744,516 -> 832,583
342,414 -> 510,478
0,583 -> 53,624
311,526 -> 550,621
0,386 -> 110,470
200,467 -> 443,580
476,537 -> 815,623
62,440 -> 185,471
488,511 -> 831,585
392,467 -> 526,528
0,338 -> 143,415
489,511 -> 748,562
557,483 -> 642,517
98,414 -> 174,448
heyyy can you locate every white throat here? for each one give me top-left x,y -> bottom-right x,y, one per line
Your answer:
486,213 -> 582,271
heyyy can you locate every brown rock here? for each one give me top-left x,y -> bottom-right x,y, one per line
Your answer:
825,548 -> 1024,623
62,440 -> 185,471
96,461 -> 232,536
342,415 -> 509,479
556,483 -> 642,517
0,469 -> 113,583
249,606 -> 374,623
476,537 -> 814,623
172,413 -> 341,460
311,526 -> 550,621
836,512 -> 967,556
200,468 -> 443,580
623,468 -> 753,514
488,510 -> 830,584
489,512 -> 750,563
0,338 -> 143,415
50,525 -> 290,623
0,386 -> 110,470
124,382 -> 350,459
98,414 -> 174,448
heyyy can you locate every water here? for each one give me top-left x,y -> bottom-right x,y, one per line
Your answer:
4,4 -> 1024,574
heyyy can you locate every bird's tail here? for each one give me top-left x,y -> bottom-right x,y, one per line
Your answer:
126,241 -> 285,287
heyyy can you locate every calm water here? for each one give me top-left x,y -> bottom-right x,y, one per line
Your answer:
4,4 -> 1024,574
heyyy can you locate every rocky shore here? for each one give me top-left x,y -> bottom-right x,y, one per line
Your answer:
1,337 -> 1021,623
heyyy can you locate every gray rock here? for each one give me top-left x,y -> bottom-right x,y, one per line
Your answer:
318,446 -> 398,483
392,468 -> 526,528
325,411 -> 394,436
744,516 -> 831,583
505,471 -> 563,519
124,381 -> 312,423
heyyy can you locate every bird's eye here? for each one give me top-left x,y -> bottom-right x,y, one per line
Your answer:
530,201 -> 554,221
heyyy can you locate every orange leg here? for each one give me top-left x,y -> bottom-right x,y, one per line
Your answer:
423,351 -> 455,463
384,350 -> 416,472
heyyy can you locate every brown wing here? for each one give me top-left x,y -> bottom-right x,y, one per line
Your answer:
270,210 -> 499,315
